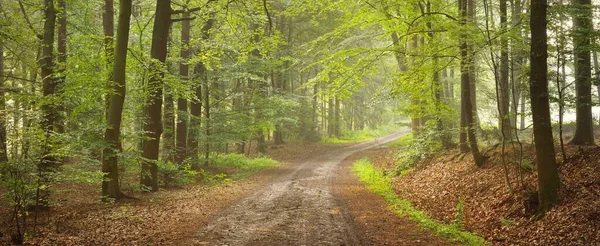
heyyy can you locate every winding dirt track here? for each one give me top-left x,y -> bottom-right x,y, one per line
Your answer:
195,131 -> 408,245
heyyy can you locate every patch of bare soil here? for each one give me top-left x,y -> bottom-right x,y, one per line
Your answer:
380,141 -> 600,245
0,142 -> 343,245
333,147 -> 452,245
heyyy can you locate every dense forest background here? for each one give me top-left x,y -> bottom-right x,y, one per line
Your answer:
1,0 -> 599,244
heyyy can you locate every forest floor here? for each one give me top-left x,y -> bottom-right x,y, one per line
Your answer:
366,136 -> 600,245
1,130 -> 451,245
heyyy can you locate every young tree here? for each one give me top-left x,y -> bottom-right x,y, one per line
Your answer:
102,0 -> 133,200
529,0 -> 560,213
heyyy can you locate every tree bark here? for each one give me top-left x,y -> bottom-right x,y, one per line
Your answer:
103,0 -> 115,121
499,0 -> 511,139
141,0 -> 171,191
55,0 -> 67,134
0,33 -> 8,163
175,9 -> 191,164
460,0 -> 484,165
570,0 -> 595,145
38,0 -> 58,207
529,0 -> 560,213
102,0 -> 132,200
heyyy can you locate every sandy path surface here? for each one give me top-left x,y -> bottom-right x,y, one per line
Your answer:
193,131 -> 408,245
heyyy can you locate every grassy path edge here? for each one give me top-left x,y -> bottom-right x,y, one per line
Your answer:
352,158 -> 487,246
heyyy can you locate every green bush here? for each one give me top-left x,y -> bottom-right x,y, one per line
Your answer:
157,161 -> 198,188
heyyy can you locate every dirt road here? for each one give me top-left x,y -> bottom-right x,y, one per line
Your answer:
194,131 -> 408,245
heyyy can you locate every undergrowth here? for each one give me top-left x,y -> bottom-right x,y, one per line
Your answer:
352,158 -> 486,246
320,124 -> 402,144
210,153 -> 281,179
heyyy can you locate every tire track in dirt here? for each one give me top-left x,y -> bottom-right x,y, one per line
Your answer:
191,131 -> 408,245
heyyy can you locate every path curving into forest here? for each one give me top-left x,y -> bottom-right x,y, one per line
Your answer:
192,131 -> 408,245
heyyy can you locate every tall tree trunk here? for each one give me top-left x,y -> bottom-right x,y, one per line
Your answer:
38,0 -> 58,207
189,18 -> 214,164
175,9 -> 191,164
103,0 -> 114,121
499,0 -> 511,139
570,0 -> 595,145
55,0 -> 67,134
529,0 -> 560,213
203,70 -> 211,163
141,0 -> 170,191
460,0 -> 484,166
102,0 -> 132,200
0,34 -> 7,163
162,25 -> 175,162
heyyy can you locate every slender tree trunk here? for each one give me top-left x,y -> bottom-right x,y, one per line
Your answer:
175,9 -> 191,164
460,0 -> 484,165
510,0 -> 523,131
55,0 -> 67,134
162,85 -> 175,162
189,18 -> 214,164
459,0 -> 469,153
529,0 -> 560,213
570,0 -> 595,145
103,0 -> 114,121
334,97 -> 340,138
141,0 -> 171,191
102,0 -> 132,200
0,35 -> 7,163
499,0 -> 511,139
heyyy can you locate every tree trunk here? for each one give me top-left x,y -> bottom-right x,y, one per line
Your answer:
570,0 -> 595,145
102,0 -> 132,200
175,9 -> 191,164
55,0 -> 67,134
141,0 -> 170,192
460,0 -> 484,165
189,18 -> 214,165
162,85 -> 175,162
103,0 -> 114,121
334,97 -> 341,138
38,0 -> 58,207
0,34 -> 7,163
499,0 -> 511,140
529,0 -> 560,213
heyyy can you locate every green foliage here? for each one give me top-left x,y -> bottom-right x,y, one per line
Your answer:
209,153 -> 281,179
352,159 -> 486,245
520,159 -> 533,170
321,124 -> 402,144
393,124 -> 445,176
157,161 -> 198,188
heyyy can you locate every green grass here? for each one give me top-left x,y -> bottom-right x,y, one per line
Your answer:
320,124 -> 403,144
387,132 -> 413,148
352,158 -> 487,246
211,153 -> 281,179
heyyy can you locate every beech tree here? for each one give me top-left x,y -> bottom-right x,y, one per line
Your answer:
102,0 -> 133,200
570,0 -> 595,145
141,0 -> 171,192
529,0 -> 560,213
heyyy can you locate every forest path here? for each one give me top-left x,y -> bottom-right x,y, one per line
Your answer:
190,131 -> 414,245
